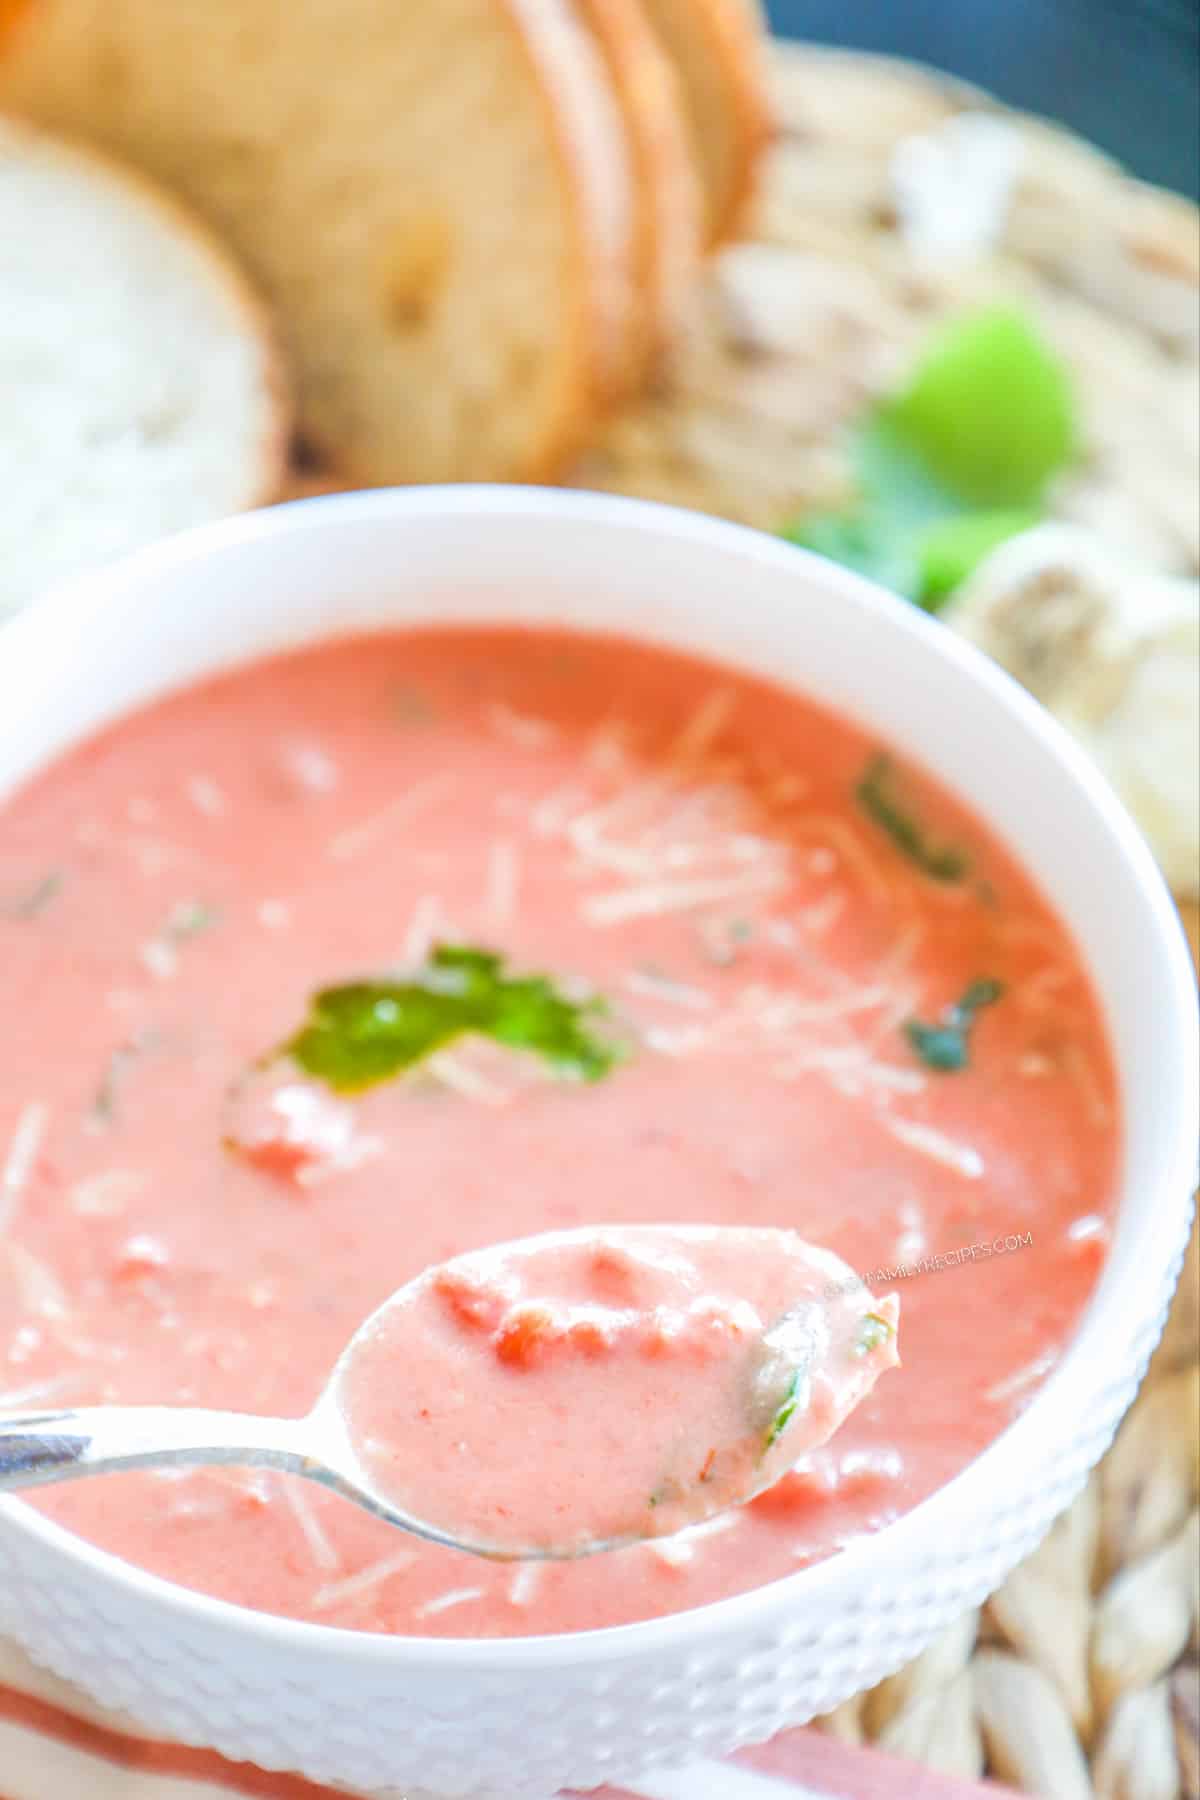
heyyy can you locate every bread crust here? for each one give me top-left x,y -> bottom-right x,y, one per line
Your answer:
641,0 -> 773,249
490,0 -> 639,476
574,0 -> 702,387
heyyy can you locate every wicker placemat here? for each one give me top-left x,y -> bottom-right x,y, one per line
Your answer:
288,43 -> 1199,1796
571,44 -> 1199,580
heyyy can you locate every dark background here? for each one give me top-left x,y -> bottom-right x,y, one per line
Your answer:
766,0 -> 1200,200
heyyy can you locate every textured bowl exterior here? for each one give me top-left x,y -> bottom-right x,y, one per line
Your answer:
1,489 -> 1195,1799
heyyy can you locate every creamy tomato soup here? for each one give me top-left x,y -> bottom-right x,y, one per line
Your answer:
338,1227 -> 900,1554
0,627 -> 1117,1637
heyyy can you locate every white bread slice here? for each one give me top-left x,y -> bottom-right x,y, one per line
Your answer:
576,0 -> 702,383
0,0 -> 637,485
638,0 -> 773,247
0,113 -> 286,619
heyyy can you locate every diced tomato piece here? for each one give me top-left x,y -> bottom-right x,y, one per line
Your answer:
223,1074 -> 362,1187
433,1265 -> 513,1333
563,1315 -> 613,1358
494,1303 -> 559,1368
111,1234 -> 169,1285
230,1135 -> 316,1183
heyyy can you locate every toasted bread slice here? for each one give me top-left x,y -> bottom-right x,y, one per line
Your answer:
638,0 -> 772,247
0,112 -> 285,618
576,0 -> 702,383
0,0 -> 637,484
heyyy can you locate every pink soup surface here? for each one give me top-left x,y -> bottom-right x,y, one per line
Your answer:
0,627 -> 1118,1637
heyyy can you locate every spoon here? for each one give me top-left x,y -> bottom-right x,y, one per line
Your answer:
0,1226 -> 899,1561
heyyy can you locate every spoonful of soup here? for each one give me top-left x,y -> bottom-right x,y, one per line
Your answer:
0,1226 -> 898,1560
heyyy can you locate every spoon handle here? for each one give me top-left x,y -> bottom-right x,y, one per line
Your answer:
0,1407 -> 311,1491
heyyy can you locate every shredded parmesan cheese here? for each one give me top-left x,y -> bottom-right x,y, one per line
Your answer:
669,689 -> 735,764
876,922 -> 925,983
884,1116 -> 985,1180
0,1102 -> 48,1235
774,1044 -> 926,1099
895,1202 -> 928,1262
1014,965 -> 1074,1014
426,1049 -> 513,1107
622,969 -> 714,1011
293,1132 -> 383,1188
70,1169 -> 146,1218
327,775 -> 452,862
483,841 -> 519,929
0,1371 -> 84,1409
1063,1044 -> 1112,1127
796,817 -> 892,902
750,982 -> 895,1029
413,1586 -> 485,1620
279,1477 -> 340,1571
531,783 -> 590,837
798,889 -> 845,936
185,774 -> 227,818
985,1349 -> 1058,1405
487,703 -> 557,750
138,937 -> 177,981
583,866 -> 786,927
3,1242 -> 68,1318
312,1552 -> 416,1612
586,718 -> 640,778
279,742 -> 338,794
643,1023 -> 713,1057
400,894 -> 442,965
508,1563 -> 544,1608
648,1512 -> 739,1567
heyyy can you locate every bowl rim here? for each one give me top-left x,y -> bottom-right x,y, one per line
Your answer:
2,483 -> 1196,1673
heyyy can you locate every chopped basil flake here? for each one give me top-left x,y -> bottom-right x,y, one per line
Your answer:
856,1313 -> 896,1356
89,1032 -> 157,1129
904,978 -> 1005,1073
764,1367 -> 804,1451
3,871 -> 63,920
166,901 -> 220,940
89,1055 -> 124,1128
856,755 -> 969,883
281,944 -> 623,1094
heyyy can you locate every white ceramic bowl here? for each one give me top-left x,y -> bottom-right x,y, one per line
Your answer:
0,488 -> 1195,1800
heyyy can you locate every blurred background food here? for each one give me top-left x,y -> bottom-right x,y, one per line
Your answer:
0,111 -> 285,620
0,6 -> 1197,1788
